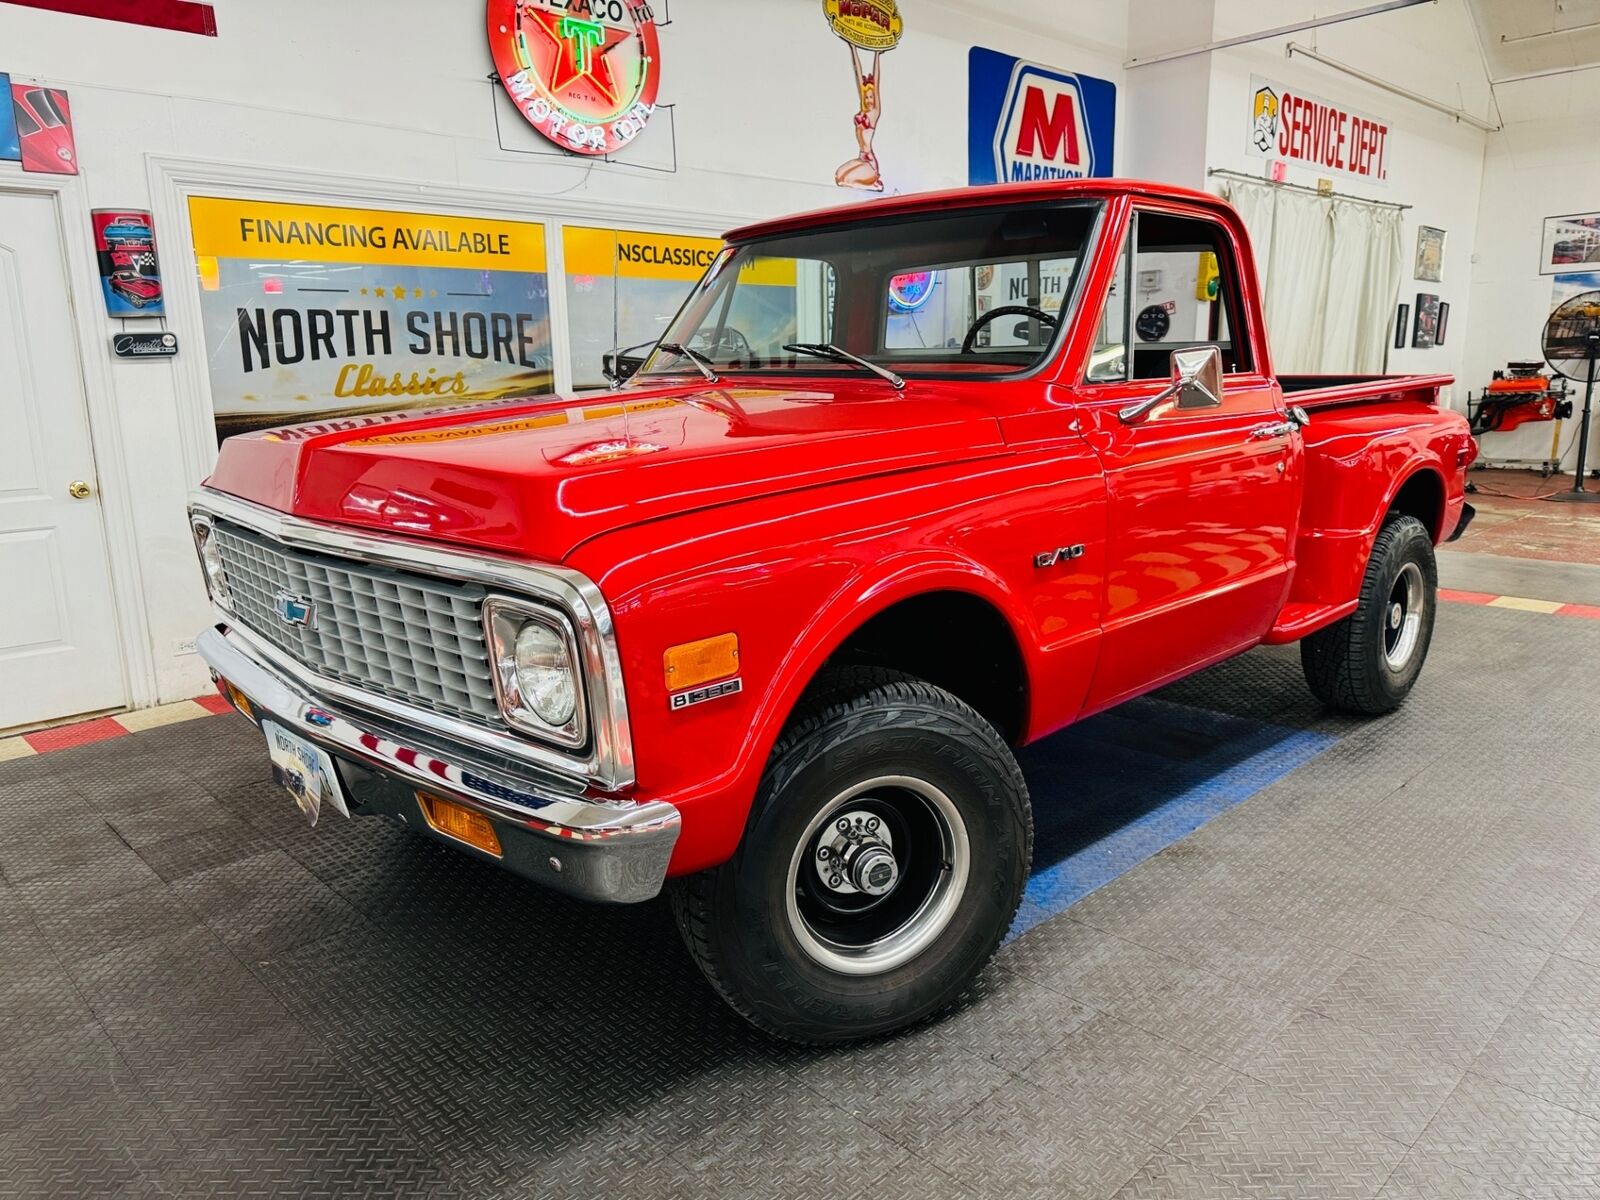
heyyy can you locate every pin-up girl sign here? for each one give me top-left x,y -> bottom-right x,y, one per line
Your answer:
823,0 -> 903,192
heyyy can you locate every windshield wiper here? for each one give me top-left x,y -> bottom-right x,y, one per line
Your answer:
783,343 -> 905,390
655,342 -> 719,384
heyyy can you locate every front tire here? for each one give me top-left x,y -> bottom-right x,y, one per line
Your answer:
1301,513 -> 1438,715
671,667 -> 1032,1044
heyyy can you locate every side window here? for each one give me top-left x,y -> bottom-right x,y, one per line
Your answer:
1086,236 -> 1130,383
1129,212 -> 1252,379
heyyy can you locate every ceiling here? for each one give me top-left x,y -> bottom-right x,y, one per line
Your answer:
1467,0 -> 1600,81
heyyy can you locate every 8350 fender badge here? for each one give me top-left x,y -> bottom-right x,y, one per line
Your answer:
670,678 -> 743,711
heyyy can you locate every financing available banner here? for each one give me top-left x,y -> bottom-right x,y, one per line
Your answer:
188,196 -> 553,440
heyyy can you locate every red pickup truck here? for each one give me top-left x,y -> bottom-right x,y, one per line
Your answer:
190,179 -> 1474,1043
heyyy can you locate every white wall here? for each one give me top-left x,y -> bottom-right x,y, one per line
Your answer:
1123,0 -> 1215,185
1462,67 -> 1600,467
1199,0 -> 1491,398
0,0 -> 1128,709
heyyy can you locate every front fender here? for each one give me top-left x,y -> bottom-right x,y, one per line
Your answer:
565,448 -> 1105,874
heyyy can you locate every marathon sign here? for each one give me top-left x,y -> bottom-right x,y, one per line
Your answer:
1247,74 -> 1391,185
968,47 -> 1115,185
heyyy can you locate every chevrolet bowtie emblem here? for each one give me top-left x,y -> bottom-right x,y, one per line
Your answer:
273,592 -> 317,628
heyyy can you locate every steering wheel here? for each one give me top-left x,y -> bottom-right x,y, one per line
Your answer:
961,305 -> 1058,355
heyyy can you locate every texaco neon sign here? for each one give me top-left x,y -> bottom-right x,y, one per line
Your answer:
487,0 -> 662,157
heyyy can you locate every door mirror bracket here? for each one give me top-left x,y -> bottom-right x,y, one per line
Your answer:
1118,346 -> 1225,424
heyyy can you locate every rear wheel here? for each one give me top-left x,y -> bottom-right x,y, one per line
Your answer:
1301,514 -> 1437,715
671,667 -> 1031,1044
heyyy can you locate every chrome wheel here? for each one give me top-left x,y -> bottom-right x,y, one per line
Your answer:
785,775 -> 970,976
1384,561 -> 1425,669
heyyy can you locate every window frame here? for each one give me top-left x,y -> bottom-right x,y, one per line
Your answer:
634,199 -> 1107,387
1077,203 -> 1259,389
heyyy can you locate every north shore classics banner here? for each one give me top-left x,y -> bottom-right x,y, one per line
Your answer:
188,196 -> 553,440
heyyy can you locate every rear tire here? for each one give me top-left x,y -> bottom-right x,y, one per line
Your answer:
1301,514 -> 1437,715
670,667 -> 1032,1044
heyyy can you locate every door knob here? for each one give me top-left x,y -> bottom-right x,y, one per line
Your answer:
68,480 -> 92,499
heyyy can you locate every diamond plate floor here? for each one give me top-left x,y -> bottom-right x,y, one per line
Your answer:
2,599 -> 1597,1199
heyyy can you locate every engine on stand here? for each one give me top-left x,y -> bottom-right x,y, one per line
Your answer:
1468,361 -> 1574,476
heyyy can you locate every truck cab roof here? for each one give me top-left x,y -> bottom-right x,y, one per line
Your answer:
725,178 -> 1233,243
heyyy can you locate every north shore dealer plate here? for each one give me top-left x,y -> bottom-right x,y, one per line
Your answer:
263,719 -> 350,826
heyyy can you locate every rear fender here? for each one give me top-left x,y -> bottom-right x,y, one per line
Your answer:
1283,404 -> 1466,621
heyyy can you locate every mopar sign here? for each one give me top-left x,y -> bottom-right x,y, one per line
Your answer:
968,47 -> 1115,185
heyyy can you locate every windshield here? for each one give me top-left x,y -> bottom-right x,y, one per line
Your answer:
636,202 -> 1099,383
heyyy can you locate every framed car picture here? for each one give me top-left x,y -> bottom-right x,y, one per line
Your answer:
1436,301 -> 1449,346
1412,293 -> 1439,349
1414,226 -> 1445,283
1394,303 -> 1409,349
1540,212 -> 1600,275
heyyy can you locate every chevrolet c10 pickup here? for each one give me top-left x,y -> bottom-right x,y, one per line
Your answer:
190,179 -> 1474,1042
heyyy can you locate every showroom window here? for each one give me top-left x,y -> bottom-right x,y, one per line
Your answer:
562,226 -> 726,389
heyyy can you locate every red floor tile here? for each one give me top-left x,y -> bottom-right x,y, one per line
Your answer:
24,717 -> 131,754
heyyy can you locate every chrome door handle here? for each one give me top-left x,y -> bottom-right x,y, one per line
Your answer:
1249,421 -> 1295,439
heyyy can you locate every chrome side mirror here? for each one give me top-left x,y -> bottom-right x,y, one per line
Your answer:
1119,345 -> 1225,424
601,343 -> 649,388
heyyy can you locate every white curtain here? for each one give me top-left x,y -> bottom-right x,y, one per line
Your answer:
1222,179 -> 1403,374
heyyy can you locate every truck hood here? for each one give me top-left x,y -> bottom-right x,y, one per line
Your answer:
203,379 -> 1009,561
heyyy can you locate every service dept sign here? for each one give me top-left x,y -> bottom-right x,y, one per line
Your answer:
1247,74 -> 1391,184
968,47 -> 1115,185
487,0 -> 661,157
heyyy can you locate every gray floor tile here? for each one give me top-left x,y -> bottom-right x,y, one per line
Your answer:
932,963 -> 1098,1074
922,1077 -> 1157,1200
1558,895 -> 1600,968
792,1026 -> 1014,1148
1412,1071 -> 1600,1200
1472,954 -> 1600,1118
1023,1012 -> 1237,1148
1241,1009 -> 1466,1144
1162,1074 -> 1406,1200
1110,1152 -> 1253,1200
1376,1152 -> 1528,1200
169,847 -> 374,959
1114,897 -> 1360,1004
673,1084 -> 912,1200
1005,918 -> 1297,1069
19,879 -> 204,965
1307,911 -> 1551,1065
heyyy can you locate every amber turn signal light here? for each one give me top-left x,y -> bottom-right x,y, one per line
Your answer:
664,633 -> 739,691
219,679 -> 255,722
417,792 -> 502,857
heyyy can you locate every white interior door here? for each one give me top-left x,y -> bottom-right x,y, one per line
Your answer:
0,190 -> 125,730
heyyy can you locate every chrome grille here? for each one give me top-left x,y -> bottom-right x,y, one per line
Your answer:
211,521 -> 500,725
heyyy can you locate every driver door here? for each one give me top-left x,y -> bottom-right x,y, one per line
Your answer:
1076,207 -> 1300,712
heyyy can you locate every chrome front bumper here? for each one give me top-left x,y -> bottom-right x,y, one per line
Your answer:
198,625 -> 680,903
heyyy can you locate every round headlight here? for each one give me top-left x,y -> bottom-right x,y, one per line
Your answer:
514,621 -> 576,727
